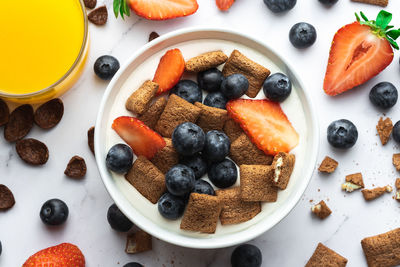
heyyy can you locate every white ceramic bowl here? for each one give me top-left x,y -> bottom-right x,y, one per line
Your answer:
95,28 -> 319,249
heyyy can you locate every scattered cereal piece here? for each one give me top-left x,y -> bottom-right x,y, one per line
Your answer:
223,118 -> 243,143
376,117 -> 393,145
155,94 -> 201,137
342,173 -> 364,192
34,98 -> 64,129
194,102 -> 228,132
125,230 -> 152,254
306,243 -> 348,267
126,80 -> 159,115
0,184 -> 15,210
4,104 -> 34,142
361,228 -> 400,267
88,6 -> 108,25
138,97 -> 167,130
351,0 -> 388,7
150,138 -> 179,174
16,138 -> 49,165
185,51 -> 228,72
222,50 -> 270,98
318,156 -> 338,174
0,98 -> 9,126
84,0 -> 96,8
393,153 -> 400,171
271,152 -> 295,190
396,178 -> 400,190
240,165 -> 278,202
148,31 -> 159,42
64,156 -> 87,178
362,186 -> 392,201
125,156 -> 166,204
216,187 -> 261,225
311,200 -> 332,219
395,178 -> 400,201
230,134 -> 273,166
180,193 -> 222,233
88,126 -> 95,155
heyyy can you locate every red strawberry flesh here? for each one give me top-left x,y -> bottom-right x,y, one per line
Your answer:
129,0 -> 198,20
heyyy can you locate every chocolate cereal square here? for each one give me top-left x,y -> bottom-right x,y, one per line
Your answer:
125,156 -> 166,204
240,165 -> 278,202
150,138 -> 179,174
216,187 -> 261,225
306,243 -> 348,267
223,118 -> 243,143
396,178 -> 400,190
311,200 -> 332,219
125,80 -> 158,115
361,228 -> 400,267
194,102 -> 228,132
362,186 -> 392,201
351,0 -> 388,7
185,51 -> 228,72
125,230 -> 152,254
271,152 -> 295,190
222,50 -> 270,98
376,117 -> 393,145
180,193 -> 222,234
393,153 -> 400,171
138,97 -> 167,129
155,94 -> 201,137
342,172 -> 365,192
318,156 -> 338,174
230,134 -> 273,166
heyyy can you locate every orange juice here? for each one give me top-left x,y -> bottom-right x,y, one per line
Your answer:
0,0 -> 88,103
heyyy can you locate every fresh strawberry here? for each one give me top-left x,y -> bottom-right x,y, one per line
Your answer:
23,243 -> 85,267
216,0 -> 235,11
129,0 -> 198,20
112,116 -> 166,159
153,48 -> 185,95
226,99 -> 299,156
324,10 -> 399,96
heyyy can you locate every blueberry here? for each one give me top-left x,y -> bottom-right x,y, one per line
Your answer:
220,74 -> 249,99
203,130 -> 230,162
392,121 -> 400,143
123,263 -> 143,267
289,22 -> 317,49
208,159 -> 237,188
106,144 -> 133,174
203,91 -> 228,109
263,73 -> 292,102
327,119 -> 358,149
197,68 -> 224,92
369,82 -> 398,109
165,164 -> 195,196
263,0 -> 296,13
40,199 -> 69,226
231,244 -> 262,267
158,192 -> 186,220
107,203 -> 133,232
180,155 -> 208,179
192,179 -> 215,195
171,80 -> 202,104
318,0 -> 338,4
94,55 -> 120,80
172,122 -> 205,156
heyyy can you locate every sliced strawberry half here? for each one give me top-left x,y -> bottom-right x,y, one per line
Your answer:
112,116 -> 166,159
227,99 -> 299,156
129,0 -> 198,20
216,0 -> 235,11
153,48 -> 185,95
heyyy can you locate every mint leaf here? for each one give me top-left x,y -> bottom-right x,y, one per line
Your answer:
376,10 -> 392,29
387,29 -> 400,40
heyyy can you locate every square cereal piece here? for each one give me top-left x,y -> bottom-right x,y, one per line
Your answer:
306,243 -> 348,267
361,228 -> 400,267
396,178 -> 400,190
155,94 -> 201,137
240,165 -> 278,202
125,230 -> 152,254
185,51 -> 228,72
362,186 -> 392,201
222,49 -> 270,98
393,153 -> 400,171
216,187 -> 261,225
376,117 -> 393,145
125,156 -> 166,204
311,200 -> 331,219
342,173 -> 364,192
194,102 -> 228,132
180,193 -> 221,234
318,156 -> 338,174
230,134 -> 273,166
138,97 -> 167,129
150,138 -> 179,173
351,0 -> 388,7
223,118 -> 243,143
125,80 -> 158,115
271,152 -> 295,190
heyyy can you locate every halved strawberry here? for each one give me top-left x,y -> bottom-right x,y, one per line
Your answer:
129,0 -> 198,20
216,0 -> 235,11
112,116 -> 166,159
324,11 -> 399,96
227,99 -> 299,156
153,48 -> 185,95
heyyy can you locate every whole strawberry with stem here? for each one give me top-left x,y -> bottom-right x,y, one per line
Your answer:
323,10 -> 400,96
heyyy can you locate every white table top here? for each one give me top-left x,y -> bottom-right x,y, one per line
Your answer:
1,1 -> 400,266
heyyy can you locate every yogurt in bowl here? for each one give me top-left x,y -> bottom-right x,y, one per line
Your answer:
95,28 -> 319,249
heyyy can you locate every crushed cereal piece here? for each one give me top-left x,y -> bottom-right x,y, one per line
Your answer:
0,184 -> 15,210
88,6 -> 107,25
240,165 -> 278,202
150,138 -> 179,174
125,230 -> 152,254
376,117 -> 393,145
64,156 -> 87,178
84,0 -> 96,9
306,243 -> 348,267
16,138 -> 49,166
311,200 -> 332,219
395,178 -> 400,190
351,0 -> 388,7
4,104 -> 34,142
393,153 -> 400,171
88,126 -> 95,155
148,31 -> 159,42
185,51 -> 228,72
223,118 -> 243,143
318,156 -> 338,174
0,97 -> 9,126
361,186 -> 392,201
125,80 -> 159,115
138,97 -> 167,129
342,173 -> 364,192
230,133 -> 273,166
194,102 -> 228,132
271,152 -> 295,190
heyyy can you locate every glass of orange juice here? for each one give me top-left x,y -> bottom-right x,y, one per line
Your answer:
0,0 -> 89,104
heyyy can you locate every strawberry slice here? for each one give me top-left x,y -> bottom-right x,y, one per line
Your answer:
129,0 -> 198,20
153,48 -> 185,95
216,0 -> 235,11
23,243 -> 85,267
227,99 -> 299,156
324,11 -> 399,96
112,116 -> 166,159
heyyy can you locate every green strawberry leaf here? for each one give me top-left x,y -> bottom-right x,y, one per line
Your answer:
355,12 -> 361,22
113,0 -> 130,19
376,10 -> 392,29
360,11 -> 369,22
386,25 -> 395,30
387,29 -> 400,40
387,36 -> 399,50
113,0 -> 121,18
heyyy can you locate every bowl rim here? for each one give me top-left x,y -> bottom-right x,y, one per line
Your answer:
95,26 -> 319,249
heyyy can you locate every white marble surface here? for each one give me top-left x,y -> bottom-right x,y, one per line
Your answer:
1,1 -> 400,266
